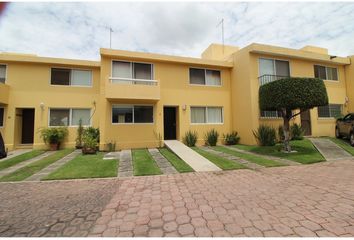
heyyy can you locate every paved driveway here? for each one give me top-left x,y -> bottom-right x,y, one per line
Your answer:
0,160 -> 353,237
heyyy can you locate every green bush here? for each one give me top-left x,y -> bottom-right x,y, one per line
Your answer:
205,129 -> 219,146
84,127 -> 100,142
39,127 -> 68,145
75,119 -> 84,149
253,125 -> 276,146
223,131 -> 240,145
278,125 -> 285,142
82,127 -> 100,151
290,123 -> 304,140
183,130 -> 198,147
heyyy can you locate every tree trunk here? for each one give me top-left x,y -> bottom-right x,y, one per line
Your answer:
282,108 -> 292,152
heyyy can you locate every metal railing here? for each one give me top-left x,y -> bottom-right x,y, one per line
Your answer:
109,77 -> 158,86
258,74 -> 289,86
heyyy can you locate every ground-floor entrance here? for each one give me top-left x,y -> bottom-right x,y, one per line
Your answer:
163,106 -> 177,140
300,109 -> 312,136
19,108 -> 35,144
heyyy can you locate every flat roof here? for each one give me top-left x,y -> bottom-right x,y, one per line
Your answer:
246,43 -> 350,65
0,53 -> 100,68
100,48 -> 234,68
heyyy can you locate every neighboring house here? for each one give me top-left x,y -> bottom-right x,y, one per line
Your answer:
0,43 -> 354,151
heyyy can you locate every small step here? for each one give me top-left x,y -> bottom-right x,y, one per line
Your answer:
164,140 -> 221,172
16,144 -> 33,149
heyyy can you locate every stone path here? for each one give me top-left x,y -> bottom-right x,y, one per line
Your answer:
164,140 -> 221,172
199,146 -> 264,170
148,148 -> 178,175
0,151 -> 55,178
0,149 -> 32,162
309,138 -> 354,161
118,150 -> 133,177
103,152 -> 120,160
25,150 -> 81,181
223,145 -> 300,166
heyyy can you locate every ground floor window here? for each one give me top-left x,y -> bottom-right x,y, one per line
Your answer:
317,104 -> 342,118
112,105 -> 153,124
49,108 -> 91,126
0,107 -> 4,127
260,110 -> 282,118
190,106 -> 223,124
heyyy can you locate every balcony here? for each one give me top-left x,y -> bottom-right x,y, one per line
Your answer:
105,77 -> 160,101
0,83 -> 9,104
258,74 -> 289,86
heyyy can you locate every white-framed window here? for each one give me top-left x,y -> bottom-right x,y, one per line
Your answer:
318,104 -> 342,118
189,68 -> 221,86
51,68 -> 92,86
0,65 -> 7,83
0,107 -> 4,127
258,58 -> 290,86
314,65 -> 338,81
260,110 -> 282,118
112,61 -> 153,80
191,106 -> 223,124
112,105 -> 154,124
49,108 -> 91,126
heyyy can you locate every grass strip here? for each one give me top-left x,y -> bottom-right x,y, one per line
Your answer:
133,149 -> 162,176
0,150 -> 44,171
159,148 -> 194,173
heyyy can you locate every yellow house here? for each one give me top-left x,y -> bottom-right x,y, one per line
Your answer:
0,43 -> 353,151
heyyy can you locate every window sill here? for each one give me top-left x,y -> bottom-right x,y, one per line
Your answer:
189,83 -> 222,87
190,123 -> 224,125
111,123 -> 154,125
50,84 -> 93,88
259,117 -> 282,119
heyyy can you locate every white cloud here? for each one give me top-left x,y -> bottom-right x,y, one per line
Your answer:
0,2 -> 353,60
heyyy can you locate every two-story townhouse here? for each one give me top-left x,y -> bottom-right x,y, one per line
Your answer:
1,42 -> 354,151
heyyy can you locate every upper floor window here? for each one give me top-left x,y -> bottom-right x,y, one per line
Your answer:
189,68 -> 221,86
190,106 -> 223,124
49,108 -> 91,126
314,65 -> 338,81
0,107 -> 4,127
260,110 -> 282,118
0,65 -> 7,83
259,58 -> 290,85
112,61 -> 153,80
317,104 -> 342,118
51,68 -> 92,86
112,105 -> 153,124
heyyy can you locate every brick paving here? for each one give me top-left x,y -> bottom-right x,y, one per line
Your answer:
148,148 -> 178,175
0,159 -> 353,237
25,150 -> 81,181
0,151 -> 55,178
199,146 -> 264,170
118,150 -> 133,177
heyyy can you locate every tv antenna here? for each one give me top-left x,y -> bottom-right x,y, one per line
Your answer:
216,18 -> 225,53
108,27 -> 113,48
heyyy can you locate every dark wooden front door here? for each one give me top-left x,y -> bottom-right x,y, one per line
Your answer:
164,107 -> 176,140
21,109 -> 35,144
300,109 -> 311,136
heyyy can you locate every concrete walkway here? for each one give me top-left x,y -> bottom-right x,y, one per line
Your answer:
148,148 -> 178,175
200,146 -> 264,170
118,150 -> 133,177
309,138 -> 354,161
0,149 -> 32,162
223,145 -> 300,166
25,150 -> 81,181
0,151 -> 55,178
164,140 -> 221,172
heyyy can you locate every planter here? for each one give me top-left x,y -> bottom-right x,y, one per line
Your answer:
49,143 -> 59,151
82,147 -> 97,155
75,145 -> 83,149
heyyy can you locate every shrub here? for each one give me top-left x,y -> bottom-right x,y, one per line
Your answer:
82,127 -> 100,154
84,127 -> 100,143
253,125 -> 276,146
278,125 -> 285,142
183,130 -> 198,147
223,131 -> 240,145
205,129 -> 219,146
39,127 -> 68,145
75,119 -> 84,149
290,123 -> 304,140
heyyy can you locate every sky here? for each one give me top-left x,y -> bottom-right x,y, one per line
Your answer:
0,2 -> 354,60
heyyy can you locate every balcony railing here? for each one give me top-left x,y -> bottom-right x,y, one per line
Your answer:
258,74 -> 289,86
109,77 -> 158,86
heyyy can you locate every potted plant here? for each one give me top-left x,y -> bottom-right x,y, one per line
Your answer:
82,127 -> 100,154
75,119 -> 84,149
39,127 -> 68,151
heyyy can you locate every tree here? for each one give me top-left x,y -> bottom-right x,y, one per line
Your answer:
259,77 -> 328,152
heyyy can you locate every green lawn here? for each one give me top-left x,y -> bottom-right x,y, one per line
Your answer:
159,148 -> 194,173
0,150 -> 45,171
192,147 -> 247,170
329,137 -> 354,155
0,149 -> 74,182
44,152 -> 117,180
233,139 -> 325,164
212,146 -> 286,167
132,149 -> 162,176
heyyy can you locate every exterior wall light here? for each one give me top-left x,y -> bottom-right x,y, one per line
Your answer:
40,102 -> 45,110
182,104 -> 187,111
